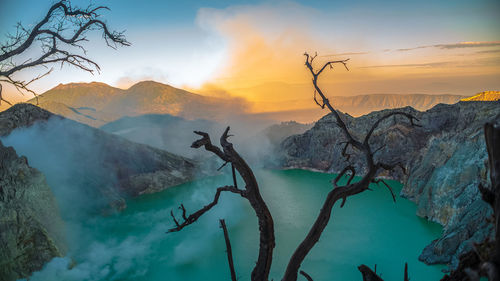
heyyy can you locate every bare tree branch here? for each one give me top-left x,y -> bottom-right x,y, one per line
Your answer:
372,178 -> 396,202
364,112 -> 420,145
191,130 -> 229,161
333,165 -> 356,187
175,126 -> 275,281
299,270 -> 314,281
232,164 -> 238,189
280,53 -> 420,281
0,84 -> 12,106
220,219 -> 238,281
0,0 -> 129,104
404,262 -> 409,281
172,52 -> 420,281
358,265 -> 384,281
167,185 -> 244,233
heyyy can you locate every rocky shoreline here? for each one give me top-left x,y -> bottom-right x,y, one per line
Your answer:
278,101 -> 500,269
1,100 -> 498,279
0,104 -> 199,280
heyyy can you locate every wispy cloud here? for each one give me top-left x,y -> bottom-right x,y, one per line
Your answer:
476,49 -> 500,54
363,56 -> 500,69
396,41 -> 500,52
396,46 -> 428,52
436,41 -> 500,49
362,61 -> 451,68
320,52 -> 369,57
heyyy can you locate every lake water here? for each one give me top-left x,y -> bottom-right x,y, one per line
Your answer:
27,169 -> 444,281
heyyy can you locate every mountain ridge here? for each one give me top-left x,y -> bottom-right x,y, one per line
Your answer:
25,81 -> 249,126
5,80 -> 494,125
461,90 -> 500,101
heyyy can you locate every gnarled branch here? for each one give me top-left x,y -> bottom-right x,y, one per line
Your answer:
0,0 -> 129,105
167,185 -> 244,233
281,53 -> 419,281
175,127 -> 275,281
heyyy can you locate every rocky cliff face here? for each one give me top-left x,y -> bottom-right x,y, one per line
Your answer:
0,104 -> 197,201
278,101 -> 500,269
0,141 -> 65,281
0,103 -> 200,280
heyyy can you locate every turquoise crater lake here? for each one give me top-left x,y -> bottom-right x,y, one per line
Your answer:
29,169 -> 444,281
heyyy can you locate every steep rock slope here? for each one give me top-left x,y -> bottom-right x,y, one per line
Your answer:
0,104 -> 197,203
0,104 -> 199,280
0,141 -> 65,281
279,101 -> 500,268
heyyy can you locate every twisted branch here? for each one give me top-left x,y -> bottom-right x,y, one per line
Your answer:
172,126 -> 275,281
167,185 -> 244,233
281,53 -> 420,281
0,0 -> 129,105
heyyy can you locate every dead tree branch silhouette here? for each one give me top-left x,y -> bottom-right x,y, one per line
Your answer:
0,0 -> 129,106
168,52 -> 420,281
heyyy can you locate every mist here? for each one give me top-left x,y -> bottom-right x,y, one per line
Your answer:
1,118 -> 119,220
0,108 -> 448,281
0,116 -> 250,281
25,174 -> 247,281
0,112 -> 304,280
99,112 -> 293,168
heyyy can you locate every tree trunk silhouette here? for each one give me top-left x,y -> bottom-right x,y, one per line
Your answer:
169,52 -> 419,281
281,53 -> 419,281
168,127 -> 275,281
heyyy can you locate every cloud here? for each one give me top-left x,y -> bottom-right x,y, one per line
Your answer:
363,56 -> 500,69
476,49 -> 500,54
192,2 -> 365,110
436,41 -> 500,49
396,41 -> 500,52
396,46 -> 428,52
189,2 -> 500,113
362,61 -> 452,68
320,52 -> 369,57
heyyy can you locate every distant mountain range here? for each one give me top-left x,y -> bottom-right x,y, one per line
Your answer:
461,91 -> 500,102
26,81 -> 249,126
327,93 -> 466,116
240,93 -> 470,122
9,80 -> 495,125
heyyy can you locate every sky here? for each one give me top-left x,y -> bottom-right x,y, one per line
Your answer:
1,0 -> 499,112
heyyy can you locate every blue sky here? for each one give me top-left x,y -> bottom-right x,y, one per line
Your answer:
1,0 -> 499,107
